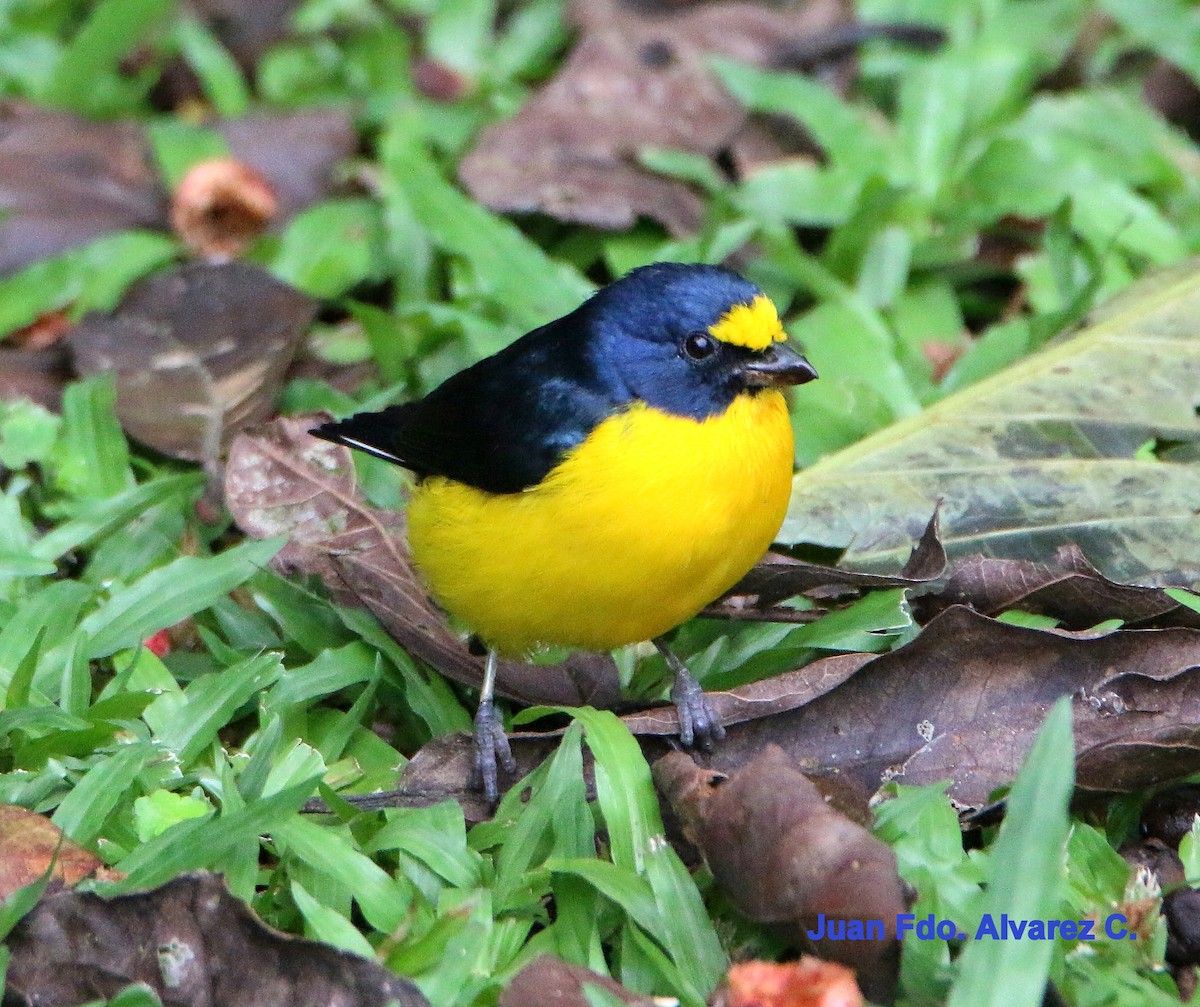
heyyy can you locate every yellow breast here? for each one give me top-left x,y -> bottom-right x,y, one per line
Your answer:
406,390 -> 794,656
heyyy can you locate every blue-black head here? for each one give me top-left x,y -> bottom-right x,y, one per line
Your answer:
580,262 -> 817,419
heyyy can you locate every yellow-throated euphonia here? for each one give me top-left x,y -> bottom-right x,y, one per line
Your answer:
312,262 -> 817,800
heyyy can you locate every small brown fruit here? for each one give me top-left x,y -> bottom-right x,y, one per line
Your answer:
170,158 -> 277,260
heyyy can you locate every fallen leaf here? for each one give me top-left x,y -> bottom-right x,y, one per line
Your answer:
224,415 -> 622,708
714,509 -> 946,613
350,604 -> 1200,818
782,260 -> 1200,585
713,959 -> 863,1007
654,747 -> 902,1003
499,956 -> 656,1007
921,544 -> 1200,629
0,101 -> 165,275
459,0 -> 855,233
0,805 -> 118,901
68,262 -> 316,462
217,109 -> 356,221
3,872 -> 426,1007
7,308 -> 74,350
703,606 -> 1200,807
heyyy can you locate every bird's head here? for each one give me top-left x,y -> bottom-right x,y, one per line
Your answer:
582,262 -> 818,420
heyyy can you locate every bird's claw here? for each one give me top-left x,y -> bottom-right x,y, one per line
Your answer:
671,668 -> 726,752
470,698 -> 517,805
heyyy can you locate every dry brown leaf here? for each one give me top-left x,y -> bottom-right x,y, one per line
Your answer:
459,0 -> 854,233
712,509 -> 946,616
217,109 -> 356,220
224,415 -> 622,707
0,103 -> 353,276
0,101 -> 165,275
4,872 -> 426,1007
704,606 -> 1200,807
0,805 -> 120,901
361,604 -> 1200,821
920,544 -> 1200,629
655,747 -> 902,1003
68,262 -> 316,462
369,652 -> 872,822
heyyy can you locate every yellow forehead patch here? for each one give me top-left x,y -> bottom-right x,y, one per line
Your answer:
707,295 -> 785,350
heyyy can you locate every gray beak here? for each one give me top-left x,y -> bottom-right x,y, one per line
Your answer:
740,342 -> 819,388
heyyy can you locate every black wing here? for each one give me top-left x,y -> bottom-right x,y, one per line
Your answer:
311,317 -> 619,494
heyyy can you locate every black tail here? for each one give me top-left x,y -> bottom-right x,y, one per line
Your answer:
310,407 -> 409,467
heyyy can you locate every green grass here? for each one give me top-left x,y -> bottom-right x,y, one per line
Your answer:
2,0 -> 1200,1004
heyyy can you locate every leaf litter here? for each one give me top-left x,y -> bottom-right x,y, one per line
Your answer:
0,103 -> 354,276
68,261 -> 316,463
3,872 -> 427,1007
458,0 -> 859,233
0,804 -> 121,901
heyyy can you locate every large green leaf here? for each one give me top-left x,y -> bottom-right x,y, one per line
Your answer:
782,261 -> 1200,583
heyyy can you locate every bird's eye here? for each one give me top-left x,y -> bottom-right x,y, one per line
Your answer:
683,332 -> 717,360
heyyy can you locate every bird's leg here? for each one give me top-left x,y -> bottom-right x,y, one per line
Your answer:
471,649 -> 517,805
653,636 -> 726,751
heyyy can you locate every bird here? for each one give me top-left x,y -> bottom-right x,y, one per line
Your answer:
311,262 -> 817,802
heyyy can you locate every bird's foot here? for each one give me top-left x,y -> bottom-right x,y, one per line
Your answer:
670,665 -> 726,752
470,697 -> 517,805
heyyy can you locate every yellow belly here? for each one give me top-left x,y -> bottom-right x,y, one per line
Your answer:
406,391 -> 794,655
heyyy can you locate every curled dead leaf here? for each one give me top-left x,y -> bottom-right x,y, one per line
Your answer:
714,509 -> 945,615
922,544 -> 1200,629
654,746 -> 903,1003
702,606 -> 1200,809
